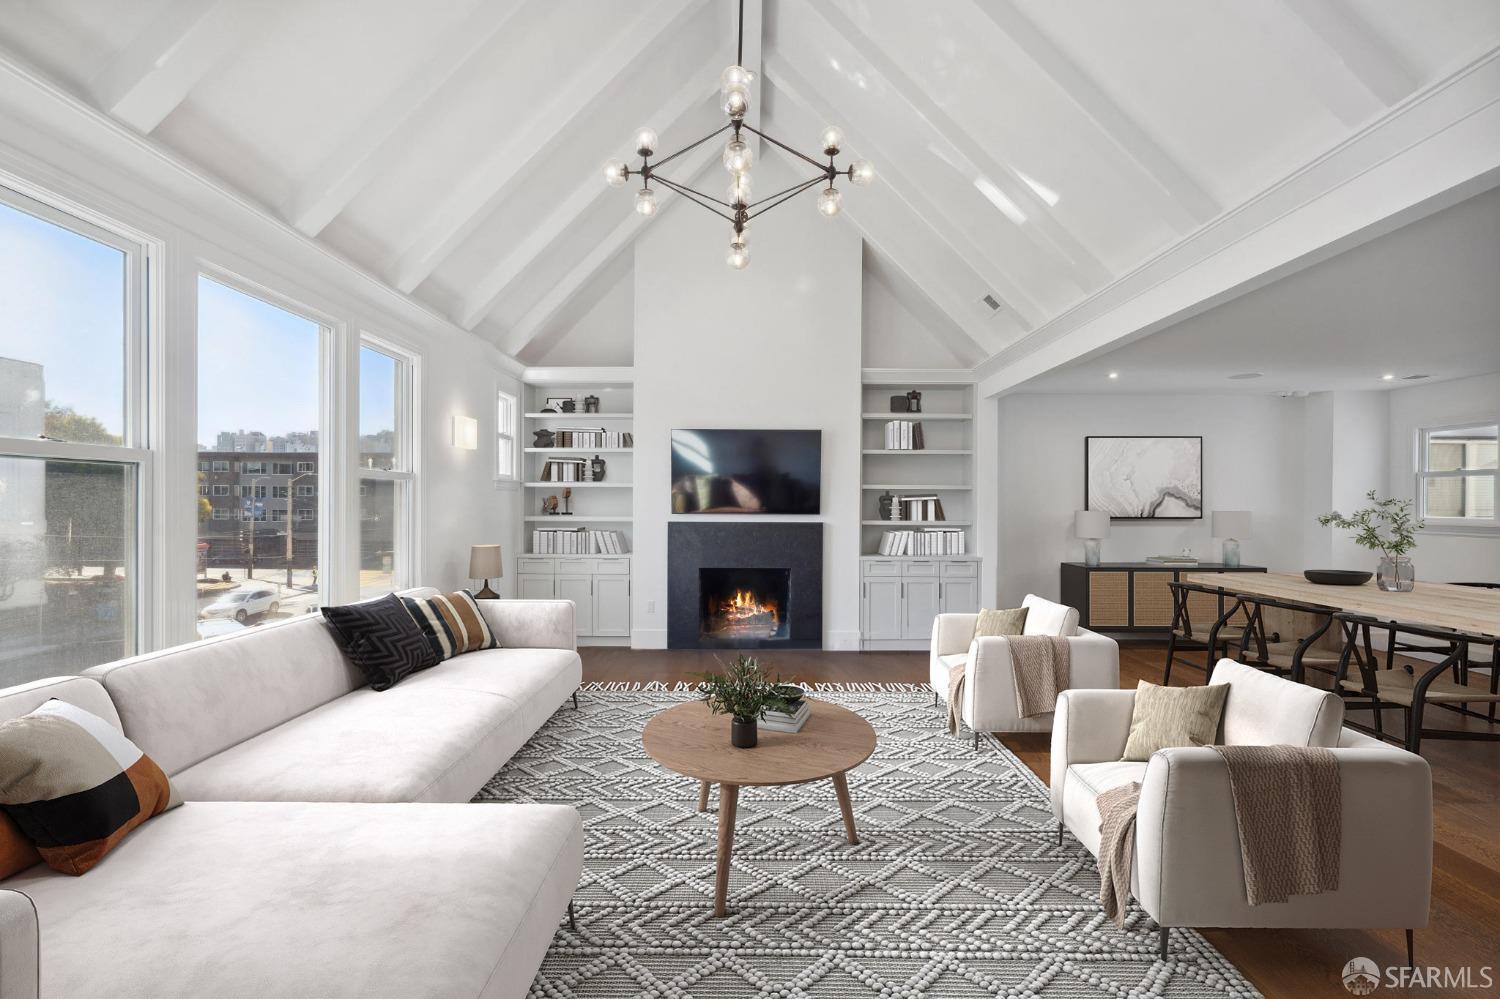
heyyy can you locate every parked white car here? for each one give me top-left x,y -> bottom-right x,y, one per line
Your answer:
200,586 -> 280,623
195,618 -> 248,639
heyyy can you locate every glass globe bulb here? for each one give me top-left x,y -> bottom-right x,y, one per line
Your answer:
727,239 -> 750,269
849,160 -> 875,186
722,86 -> 750,120
634,127 -> 658,157
635,187 -> 657,217
820,125 -> 844,155
817,186 -> 842,217
727,173 -> 753,204
722,138 -> 754,175
720,65 -> 754,91
603,159 -> 628,187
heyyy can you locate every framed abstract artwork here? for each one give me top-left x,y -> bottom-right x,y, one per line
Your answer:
1085,436 -> 1203,519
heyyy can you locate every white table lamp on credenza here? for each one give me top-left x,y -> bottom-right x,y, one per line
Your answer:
1075,510 -> 1110,568
1212,511 -> 1251,569
469,544 -> 503,600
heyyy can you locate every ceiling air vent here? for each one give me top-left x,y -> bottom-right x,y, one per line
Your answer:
980,293 -> 1002,312
1401,374 -> 1430,380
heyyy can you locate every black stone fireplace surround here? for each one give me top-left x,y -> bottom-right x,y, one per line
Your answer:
668,522 -> 823,649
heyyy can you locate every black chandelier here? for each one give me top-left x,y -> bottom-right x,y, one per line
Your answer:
603,1 -> 873,268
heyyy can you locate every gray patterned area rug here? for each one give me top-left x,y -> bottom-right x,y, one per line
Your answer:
476,683 -> 1259,998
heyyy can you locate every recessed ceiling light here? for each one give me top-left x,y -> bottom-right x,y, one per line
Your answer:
1107,371 -> 1119,380
1381,373 -> 1395,381
1227,372 -> 1263,380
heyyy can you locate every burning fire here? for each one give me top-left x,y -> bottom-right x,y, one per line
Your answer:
717,589 -> 779,624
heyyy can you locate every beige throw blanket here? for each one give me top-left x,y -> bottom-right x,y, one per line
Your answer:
1096,781 -> 1142,926
1009,635 -> 1071,719
1211,744 -> 1342,905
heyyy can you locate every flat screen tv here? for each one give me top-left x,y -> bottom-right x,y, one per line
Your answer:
670,429 -> 821,515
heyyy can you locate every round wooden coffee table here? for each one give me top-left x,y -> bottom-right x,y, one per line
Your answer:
643,698 -> 877,916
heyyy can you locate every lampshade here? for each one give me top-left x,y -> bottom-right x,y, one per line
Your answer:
1075,510 -> 1111,540
1212,510 -> 1252,539
469,544 -> 503,579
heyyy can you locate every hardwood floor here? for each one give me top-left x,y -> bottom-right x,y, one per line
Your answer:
579,643 -> 1500,999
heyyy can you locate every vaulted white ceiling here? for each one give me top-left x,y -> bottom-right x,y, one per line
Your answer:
2,0 -> 1497,370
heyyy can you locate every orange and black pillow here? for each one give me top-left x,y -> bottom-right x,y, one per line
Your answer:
0,699 -> 180,876
400,590 -> 499,662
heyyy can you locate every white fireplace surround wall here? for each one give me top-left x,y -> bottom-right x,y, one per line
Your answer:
631,158 -> 863,650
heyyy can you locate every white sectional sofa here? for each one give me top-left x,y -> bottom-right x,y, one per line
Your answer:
931,594 -> 1120,737
0,591 -> 585,999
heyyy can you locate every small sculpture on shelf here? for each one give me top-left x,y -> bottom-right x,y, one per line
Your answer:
583,395 -> 600,414
906,390 -> 922,413
532,428 -> 555,448
877,491 -> 894,521
543,495 -> 559,516
591,455 -> 606,481
562,487 -> 573,515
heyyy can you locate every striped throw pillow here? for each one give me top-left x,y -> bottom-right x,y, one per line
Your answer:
400,590 -> 499,661
0,699 -> 180,875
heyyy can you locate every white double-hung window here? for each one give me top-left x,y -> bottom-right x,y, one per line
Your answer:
0,187 -> 151,683
357,338 -> 417,598
1417,422 -> 1498,530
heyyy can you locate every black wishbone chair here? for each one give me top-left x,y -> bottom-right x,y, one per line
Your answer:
1222,591 -> 1343,684
1164,580 -> 1242,685
1332,611 -> 1500,753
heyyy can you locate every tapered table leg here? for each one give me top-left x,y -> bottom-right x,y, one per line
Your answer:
831,771 -> 859,844
698,779 -> 711,812
714,784 -> 739,917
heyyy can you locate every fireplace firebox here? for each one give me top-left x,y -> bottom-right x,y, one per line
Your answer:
700,568 -> 790,642
668,523 -> 822,649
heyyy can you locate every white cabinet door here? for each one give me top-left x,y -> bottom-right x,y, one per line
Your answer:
518,574 -> 555,600
593,575 -> 630,637
902,578 -> 941,640
941,577 -> 978,615
555,574 -> 594,636
863,578 -> 903,640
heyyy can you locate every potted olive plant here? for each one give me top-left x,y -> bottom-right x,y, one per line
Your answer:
1318,490 -> 1423,591
697,655 -> 794,748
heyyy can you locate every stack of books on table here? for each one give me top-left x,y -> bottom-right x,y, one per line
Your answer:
760,700 -> 810,734
878,528 -> 965,556
883,421 -> 925,450
1145,554 -> 1198,566
531,529 -> 629,554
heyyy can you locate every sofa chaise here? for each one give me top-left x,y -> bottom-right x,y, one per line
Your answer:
0,590 -> 584,999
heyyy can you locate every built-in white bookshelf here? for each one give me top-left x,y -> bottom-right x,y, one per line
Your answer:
858,380 -> 976,558
521,375 -> 634,556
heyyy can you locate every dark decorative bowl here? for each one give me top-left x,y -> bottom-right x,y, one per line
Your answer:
1303,569 -> 1373,586
773,684 -> 806,705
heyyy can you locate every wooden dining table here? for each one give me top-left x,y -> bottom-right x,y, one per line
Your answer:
1182,572 -> 1500,639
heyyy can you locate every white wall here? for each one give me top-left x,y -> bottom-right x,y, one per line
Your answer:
861,262 -> 968,369
632,161 -> 863,649
0,70 -> 523,650
1388,371 -> 1500,583
995,393 -> 1307,605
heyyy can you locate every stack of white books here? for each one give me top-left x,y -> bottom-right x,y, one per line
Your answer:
760,700 -> 810,734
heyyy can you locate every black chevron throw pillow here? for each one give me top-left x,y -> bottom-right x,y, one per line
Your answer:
322,593 -> 438,691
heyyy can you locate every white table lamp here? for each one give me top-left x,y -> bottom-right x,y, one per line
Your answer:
469,544 -> 503,599
1211,511 -> 1251,568
1075,510 -> 1111,567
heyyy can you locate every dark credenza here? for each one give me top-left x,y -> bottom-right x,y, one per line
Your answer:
1060,562 -> 1267,636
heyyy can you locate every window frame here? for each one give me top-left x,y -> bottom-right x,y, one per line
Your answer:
0,181 -> 153,666
1416,419 -> 1499,533
495,387 -> 518,483
357,334 -> 419,597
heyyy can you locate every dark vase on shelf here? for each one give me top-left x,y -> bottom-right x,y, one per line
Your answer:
591,455 -> 606,481
730,717 -> 757,748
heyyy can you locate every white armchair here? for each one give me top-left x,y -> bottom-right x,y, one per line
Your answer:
931,594 -> 1120,739
1052,659 -> 1432,960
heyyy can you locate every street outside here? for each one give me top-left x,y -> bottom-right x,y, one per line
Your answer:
194,565 -> 394,637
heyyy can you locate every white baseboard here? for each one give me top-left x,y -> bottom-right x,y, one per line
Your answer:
631,628 -> 667,649
824,630 -> 861,651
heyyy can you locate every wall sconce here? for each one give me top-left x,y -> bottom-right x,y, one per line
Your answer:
451,415 -> 478,450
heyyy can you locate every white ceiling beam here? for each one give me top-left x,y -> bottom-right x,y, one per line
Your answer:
963,0 -> 1219,228
386,0 -> 707,294
805,0 -> 1111,294
458,62 -> 726,330
1274,0 -> 1418,110
89,0 -> 249,133
283,2 -> 528,237
497,138 -> 724,358
737,0 -> 762,157
765,60 -> 1043,331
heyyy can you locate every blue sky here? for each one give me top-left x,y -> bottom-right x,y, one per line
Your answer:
0,200 -> 394,449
